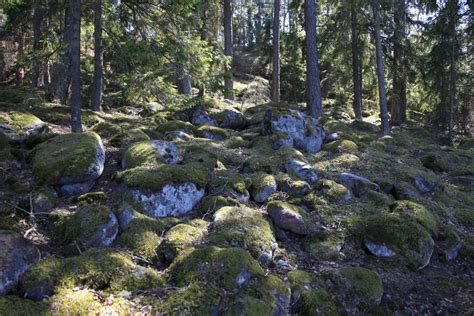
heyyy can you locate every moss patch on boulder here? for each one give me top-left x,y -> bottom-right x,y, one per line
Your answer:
0,296 -> 49,316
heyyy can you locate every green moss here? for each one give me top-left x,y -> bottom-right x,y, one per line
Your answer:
110,128 -> 150,148
156,120 -> 197,134
160,282 -> 221,315
209,206 -> 275,260
116,210 -> 169,262
170,246 -> 264,290
324,140 -> 359,153
122,141 -> 159,169
32,132 -> 103,183
353,213 -> 434,269
0,111 -> 43,135
209,169 -> 249,195
300,289 -> 338,316
158,220 -> 208,262
22,249 -> 162,297
119,163 -> 208,190
267,200 -> 310,222
50,205 -> 114,248
199,195 -> 242,215
197,125 -> 229,140
23,133 -> 57,149
251,172 -> 277,193
391,200 -> 439,236
333,267 -> 383,305
455,209 -> 474,228
180,143 -> 220,170
73,191 -> 107,205
460,235 -> 474,259
316,179 -> 351,203
0,88 -> 27,103
0,296 -> 50,316
288,270 -> 317,289
224,135 -> 248,148
459,138 -> 474,150
303,231 -> 343,261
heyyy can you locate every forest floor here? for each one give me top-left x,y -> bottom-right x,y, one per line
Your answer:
0,83 -> 473,315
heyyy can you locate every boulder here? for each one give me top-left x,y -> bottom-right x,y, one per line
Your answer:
122,140 -> 180,169
277,173 -> 311,196
285,160 -> 319,185
192,106 -> 246,130
0,111 -> 47,141
263,110 -> 325,154
32,132 -> 105,196
339,173 -> 380,197
191,107 -> 218,126
267,201 -> 317,235
316,179 -> 352,203
0,230 -> 40,296
251,173 -> 278,203
196,125 -> 228,140
120,164 -> 207,218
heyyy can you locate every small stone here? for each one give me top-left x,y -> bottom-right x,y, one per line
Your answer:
267,201 -> 316,235
285,160 -> 318,185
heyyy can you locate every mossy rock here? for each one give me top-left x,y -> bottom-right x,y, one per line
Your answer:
21,249 -> 162,300
49,288 -> 137,315
250,172 -> 278,203
156,120 -> 197,135
23,133 -> 58,149
224,135 -> 248,148
196,125 -> 229,140
115,209 -> 170,262
353,212 -> 435,270
110,128 -> 150,148
455,209 -> 474,228
121,140 -> 180,169
0,111 -> 46,141
73,191 -> 107,205
303,231 -> 343,261
199,195 -> 242,215
316,179 -> 352,203
436,225 -> 463,262
158,219 -> 208,263
32,132 -> 105,190
324,139 -> 358,153
327,267 -> 383,305
209,207 -> 276,264
266,200 -> 315,235
276,172 -> 311,196
390,200 -> 439,236
170,246 -> 264,290
208,170 -> 250,202
180,142 -> 220,170
119,163 -> 208,191
0,296 -> 49,316
50,205 -> 118,249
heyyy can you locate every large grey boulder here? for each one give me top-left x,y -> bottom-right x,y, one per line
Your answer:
285,160 -> 318,185
263,110 -> 325,153
339,172 -> 380,197
267,201 -> 317,235
32,132 -> 105,196
192,106 -> 246,130
0,111 -> 47,141
0,231 -> 40,296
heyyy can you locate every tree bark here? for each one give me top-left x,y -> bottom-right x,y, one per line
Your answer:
255,0 -> 263,46
32,0 -> 43,88
271,0 -> 281,102
70,0 -> 82,132
304,0 -> 323,118
351,1 -> 363,120
372,1 -> 389,135
224,0 -> 234,100
390,0 -> 407,125
176,64 -> 192,95
15,32 -> 25,87
91,0 -> 103,112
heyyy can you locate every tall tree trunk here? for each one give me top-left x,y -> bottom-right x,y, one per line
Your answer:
255,0 -> 262,46
70,0 -> 82,133
15,32 -> 25,87
176,64 -> 192,95
390,0 -> 407,125
271,0 -> 281,102
32,0 -> 43,88
224,0 -> 234,100
51,7 -> 73,104
351,1 -> 363,121
304,0 -> 323,118
372,1 -> 389,135
90,0 -> 103,112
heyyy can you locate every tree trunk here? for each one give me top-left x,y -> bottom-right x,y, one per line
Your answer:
255,0 -> 262,46
390,0 -> 407,125
70,0 -> 82,133
372,1 -> 389,135
15,32 -> 25,87
176,64 -> 192,95
271,0 -> 281,102
351,1 -> 363,120
91,0 -> 103,112
32,0 -> 43,88
304,0 -> 323,118
224,0 -> 234,100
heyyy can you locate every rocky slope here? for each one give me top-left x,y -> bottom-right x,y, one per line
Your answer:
0,86 -> 473,315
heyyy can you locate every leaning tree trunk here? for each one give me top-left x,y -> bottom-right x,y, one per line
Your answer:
224,0 -> 234,100
304,0 -> 323,118
90,0 -> 103,111
351,0 -> 363,121
70,0 -> 82,133
32,0 -> 43,88
271,0 -> 281,102
390,0 -> 407,125
372,1 -> 389,135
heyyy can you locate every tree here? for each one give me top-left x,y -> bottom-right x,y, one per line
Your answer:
90,0 -> 103,112
31,0 -> 43,88
390,0 -> 407,125
70,0 -> 82,132
224,0 -> 233,100
271,0 -> 281,102
304,0 -> 323,118
351,0 -> 363,120
372,0 -> 389,135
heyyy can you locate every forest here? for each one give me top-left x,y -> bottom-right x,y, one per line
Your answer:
0,0 -> 472,314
